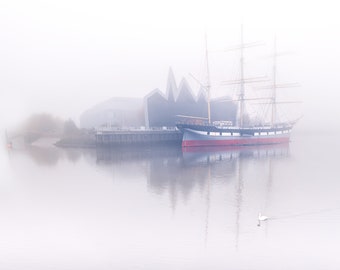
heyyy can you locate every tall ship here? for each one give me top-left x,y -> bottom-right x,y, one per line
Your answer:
177,27 -> 300,148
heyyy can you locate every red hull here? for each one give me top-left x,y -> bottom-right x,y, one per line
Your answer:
182,136 -> 290,147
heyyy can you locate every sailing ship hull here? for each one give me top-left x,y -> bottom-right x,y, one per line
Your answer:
178,124 -> 292,147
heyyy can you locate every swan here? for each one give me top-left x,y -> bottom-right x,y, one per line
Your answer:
258,212 -> 268,221
257,212 -> 269,226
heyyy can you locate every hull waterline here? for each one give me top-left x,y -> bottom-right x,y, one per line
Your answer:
180,127 -> 291,147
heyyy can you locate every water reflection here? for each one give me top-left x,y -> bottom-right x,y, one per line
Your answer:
7,143 -> 291,251
95,143 -> 290,249
182,144 -> 290,248
23,145 -> 61,166
11,144 -> 290,206
6,143 -> 98,167
4,136 -> 340,269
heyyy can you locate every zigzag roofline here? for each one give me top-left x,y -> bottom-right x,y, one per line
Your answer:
145,69 -> 233,106
163,67 -> 209,103
176,77 -> 197,102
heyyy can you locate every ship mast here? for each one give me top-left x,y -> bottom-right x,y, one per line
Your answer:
271,36 -> 277,126
269,37 -> 300,125
205,33 -> 211,124
221,26 -> 266,127
239,25 -> 245,127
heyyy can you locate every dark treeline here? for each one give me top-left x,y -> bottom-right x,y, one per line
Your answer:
8,113 -> 90,145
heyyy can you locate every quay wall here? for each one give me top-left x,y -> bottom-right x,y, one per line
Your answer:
96,129 -> 183,146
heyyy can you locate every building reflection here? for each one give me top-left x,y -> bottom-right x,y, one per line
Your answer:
10,141 -> 290,250
95,144 -> 289,213
19,142 -> 289,249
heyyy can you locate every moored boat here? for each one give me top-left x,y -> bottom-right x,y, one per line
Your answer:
177,27 -> 299,148
177,121 -> 294,147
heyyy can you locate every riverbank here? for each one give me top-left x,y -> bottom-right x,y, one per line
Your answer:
7,128 -> 183,149
55,133 -> 96,148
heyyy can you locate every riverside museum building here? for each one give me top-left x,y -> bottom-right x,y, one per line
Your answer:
79,69 -> 237,129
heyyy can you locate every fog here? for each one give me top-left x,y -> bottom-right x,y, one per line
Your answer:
2,2 -> 340,268
1,0 -> 340,132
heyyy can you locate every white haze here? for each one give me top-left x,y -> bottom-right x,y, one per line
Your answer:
1,0 -> 340,133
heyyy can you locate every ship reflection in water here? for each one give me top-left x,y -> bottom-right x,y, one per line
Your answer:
96,143 -> 290,249
3,138 -> 340,269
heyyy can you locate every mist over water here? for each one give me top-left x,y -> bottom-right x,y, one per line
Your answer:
2,1 -> 340,268
1,132 -> 340,269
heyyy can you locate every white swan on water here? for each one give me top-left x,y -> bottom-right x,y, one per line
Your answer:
258,213 -> 268,221
257,212 -> 269,226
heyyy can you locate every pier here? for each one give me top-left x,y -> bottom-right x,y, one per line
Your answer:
95,127 -> 183,146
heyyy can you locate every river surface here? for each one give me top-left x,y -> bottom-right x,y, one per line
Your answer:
1,133 -> 340,269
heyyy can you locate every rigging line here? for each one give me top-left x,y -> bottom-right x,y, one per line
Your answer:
277,103 -> 291,123
230,67 -> 241,100
245,80 -> 267,120
220,50 -> 240,97
254,98 -> 269,123
255,101 -> 268,123
198,51 -> 205,93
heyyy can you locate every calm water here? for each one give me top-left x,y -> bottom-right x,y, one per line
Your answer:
1,133 -> 340,269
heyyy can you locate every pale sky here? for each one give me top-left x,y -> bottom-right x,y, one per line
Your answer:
1,0 -> 340,131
